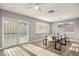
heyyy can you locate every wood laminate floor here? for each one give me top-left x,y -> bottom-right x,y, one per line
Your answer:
0,40 -> 79,56
31,40 -> 79,56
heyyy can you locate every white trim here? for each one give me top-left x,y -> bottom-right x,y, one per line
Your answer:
30,38 -> 42,43
2,17 -> 4,48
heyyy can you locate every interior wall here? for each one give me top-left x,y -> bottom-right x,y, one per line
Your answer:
0,9 -> 52,42
52,18 -> 79,42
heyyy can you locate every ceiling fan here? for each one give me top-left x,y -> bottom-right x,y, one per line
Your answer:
27,3 -> 42,11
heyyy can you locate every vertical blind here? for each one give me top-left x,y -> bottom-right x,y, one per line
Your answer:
2,17 -> 29,48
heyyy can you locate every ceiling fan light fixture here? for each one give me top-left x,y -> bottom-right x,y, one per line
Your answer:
34,5 -> 40,10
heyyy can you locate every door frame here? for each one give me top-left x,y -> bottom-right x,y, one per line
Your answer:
2,17 -> 4,48
18,19 -> 29,44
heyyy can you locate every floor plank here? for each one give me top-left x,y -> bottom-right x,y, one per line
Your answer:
15,47 -> 30,56
3,47 -> 31,56
6,49 -> 13,56
22,44 -> 58,56
4,50 -> 9,56
12,48 -> 22,56
9,48 -> 19,56
1,41 -> 79,56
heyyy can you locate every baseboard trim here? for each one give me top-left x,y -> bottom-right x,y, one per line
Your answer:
0,39 -> 42,51
29,39 -> 42,43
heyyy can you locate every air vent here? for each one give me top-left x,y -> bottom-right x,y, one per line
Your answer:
48,10 -> 54,13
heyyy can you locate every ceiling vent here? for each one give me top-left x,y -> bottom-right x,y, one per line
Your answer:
48,10 -> 54,13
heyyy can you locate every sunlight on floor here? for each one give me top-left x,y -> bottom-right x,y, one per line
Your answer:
69,43 -> 79,52
22,44 -> 58,56
3,47 -> 30,56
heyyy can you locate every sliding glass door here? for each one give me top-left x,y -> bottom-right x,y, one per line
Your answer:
2,17 -> 29,48
19,20 -> 29,44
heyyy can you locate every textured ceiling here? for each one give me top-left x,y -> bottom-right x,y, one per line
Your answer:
0,3 -> 79,22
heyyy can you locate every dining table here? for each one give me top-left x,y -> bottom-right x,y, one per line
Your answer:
43,34 -> 67,51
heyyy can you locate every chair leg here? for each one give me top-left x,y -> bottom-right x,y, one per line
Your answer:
45,39 -> 47,45
43,39 -> 47,45
55,41 -> 61,51
61,38 -> 66,46
43,39 -> 44,45
68,37 -> 69,42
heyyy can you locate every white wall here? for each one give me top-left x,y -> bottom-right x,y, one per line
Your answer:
0,9 -> 52,43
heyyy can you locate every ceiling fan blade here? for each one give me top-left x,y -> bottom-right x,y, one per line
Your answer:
26,3 -> 42,11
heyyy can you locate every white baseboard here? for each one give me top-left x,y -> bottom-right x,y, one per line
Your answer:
30,38 -> 42,43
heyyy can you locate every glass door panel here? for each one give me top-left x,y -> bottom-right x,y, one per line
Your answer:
2,17 -> 29,48
19,20 -> 29,44
3,17 -> 18,48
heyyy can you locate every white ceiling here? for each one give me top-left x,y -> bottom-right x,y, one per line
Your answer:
0,3 -> 79,22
